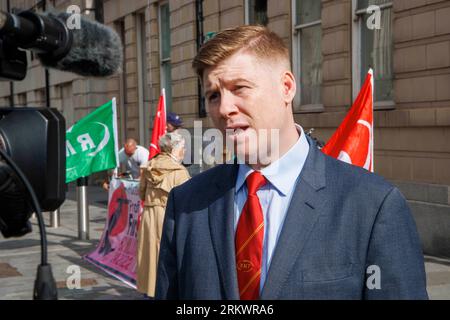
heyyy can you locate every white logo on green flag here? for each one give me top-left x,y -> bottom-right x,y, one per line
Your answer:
66,98 -> 119,183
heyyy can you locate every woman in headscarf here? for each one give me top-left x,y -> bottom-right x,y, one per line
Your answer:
137,132 -> 190,298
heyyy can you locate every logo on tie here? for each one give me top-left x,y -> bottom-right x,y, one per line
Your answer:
237,260 -> 254,273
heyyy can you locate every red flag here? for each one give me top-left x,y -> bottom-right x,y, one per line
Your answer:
149,90 -> 166,159
322,69 -> 374,172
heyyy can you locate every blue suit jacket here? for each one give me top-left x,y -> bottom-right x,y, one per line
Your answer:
155,137 -> 428,299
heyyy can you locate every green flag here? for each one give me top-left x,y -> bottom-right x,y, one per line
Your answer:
66,98 -> 119,183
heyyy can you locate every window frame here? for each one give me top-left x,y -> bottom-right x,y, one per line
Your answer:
115,19 -> 127,144
244,0 -> 251,24
352,0 -> 395,110
159,2 -> 171,113
136,12 -> 151,145
244,0 -> 268,26
291,0 -> 324,113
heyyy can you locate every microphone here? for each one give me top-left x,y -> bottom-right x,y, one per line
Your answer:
39,11 -> 123,77
0,9 -> 123,78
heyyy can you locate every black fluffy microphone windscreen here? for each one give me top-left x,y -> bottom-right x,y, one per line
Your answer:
38,12 -> 123,77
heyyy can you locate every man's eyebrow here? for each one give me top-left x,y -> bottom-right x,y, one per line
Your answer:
204,77 -> 256,97
228,78 -> 255,85
205,78 -> 254,94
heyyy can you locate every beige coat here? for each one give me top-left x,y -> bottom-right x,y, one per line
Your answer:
136,152 -> 190,297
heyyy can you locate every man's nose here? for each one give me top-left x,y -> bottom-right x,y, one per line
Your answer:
218,91 -> 239,119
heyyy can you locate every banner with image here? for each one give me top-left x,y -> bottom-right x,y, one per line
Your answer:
84,178 -> 142,288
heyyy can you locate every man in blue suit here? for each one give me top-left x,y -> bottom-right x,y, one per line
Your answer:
155,25 -> 428,300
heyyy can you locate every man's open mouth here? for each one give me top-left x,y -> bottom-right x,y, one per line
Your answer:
228,126 -> 250,138
233,126 -> 249,134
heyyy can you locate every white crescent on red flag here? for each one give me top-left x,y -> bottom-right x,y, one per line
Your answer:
322,69 -> 374,172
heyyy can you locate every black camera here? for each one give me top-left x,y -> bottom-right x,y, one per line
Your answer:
0,107 -> 66,238
0,5 -> 122,299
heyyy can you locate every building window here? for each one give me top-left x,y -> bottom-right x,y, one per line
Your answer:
159,2 -> 171,112
245,0 -> 268,26
85,0 -> 104,23
354,0 -> 393,107
94,0 -> 104,23
137,13 -> 151,145
292,0 -> 323,112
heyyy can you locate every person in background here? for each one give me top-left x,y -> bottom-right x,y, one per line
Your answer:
166,112 -> 183,133
166,112 -> 193,167
102,138 -> 149,190
137,132 -> 190,298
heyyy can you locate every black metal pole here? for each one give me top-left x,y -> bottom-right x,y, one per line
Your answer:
44,73 -> 50,107
9,84 -> 14,107
195,0 -> 206,118
42,0 -> 57,228
42,0 -> 50,108
7,0 -> 14,107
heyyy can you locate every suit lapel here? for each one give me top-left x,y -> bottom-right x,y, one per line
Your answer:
208,164 -> 240,300
261,139 -> 326,299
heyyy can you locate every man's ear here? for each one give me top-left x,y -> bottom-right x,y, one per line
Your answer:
281,71 -> 296,105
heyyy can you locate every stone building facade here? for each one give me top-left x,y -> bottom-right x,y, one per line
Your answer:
0,0 -> 449,256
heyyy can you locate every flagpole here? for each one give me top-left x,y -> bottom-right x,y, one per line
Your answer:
112,97 -> 120,169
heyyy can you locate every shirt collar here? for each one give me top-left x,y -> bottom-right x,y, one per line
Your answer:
235,124 -> 310,196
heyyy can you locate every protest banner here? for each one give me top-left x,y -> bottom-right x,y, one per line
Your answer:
84,177 -> 142,288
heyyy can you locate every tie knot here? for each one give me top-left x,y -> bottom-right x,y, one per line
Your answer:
246,171 -> 266,195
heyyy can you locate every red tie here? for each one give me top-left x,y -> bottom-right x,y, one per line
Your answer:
235,171 -> 266,300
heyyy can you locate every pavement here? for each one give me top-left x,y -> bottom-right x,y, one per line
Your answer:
0,185 -> 449,300
0,184 -> 143,300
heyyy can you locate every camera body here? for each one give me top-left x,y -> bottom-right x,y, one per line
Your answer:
0,107 -> 66,238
